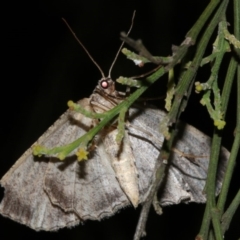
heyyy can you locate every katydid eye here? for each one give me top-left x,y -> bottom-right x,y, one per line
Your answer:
101,80 -> 109,89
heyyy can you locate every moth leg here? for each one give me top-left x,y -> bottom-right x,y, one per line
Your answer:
172,147 -> 209,159
172,147 -> 208,172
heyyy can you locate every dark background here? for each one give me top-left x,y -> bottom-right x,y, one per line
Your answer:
0,0 -> 239,239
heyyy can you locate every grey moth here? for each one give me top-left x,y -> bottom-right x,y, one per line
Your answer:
0,76 -> 229,231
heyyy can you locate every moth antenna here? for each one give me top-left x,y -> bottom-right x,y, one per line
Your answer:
107,10 -> 136,78
62,18 -> 105,78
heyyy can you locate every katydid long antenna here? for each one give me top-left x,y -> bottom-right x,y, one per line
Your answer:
61,18 -> 105,78
107,10 -> 136,78
62,11 -> 136,79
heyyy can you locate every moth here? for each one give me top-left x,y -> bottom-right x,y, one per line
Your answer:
0,18 -> 229,231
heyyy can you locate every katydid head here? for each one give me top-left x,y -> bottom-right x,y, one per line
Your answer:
98,78 -> 116,96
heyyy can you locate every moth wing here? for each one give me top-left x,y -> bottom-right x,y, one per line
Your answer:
128,107 -> 229,205
164,122 -> 229,204
0,105 -> 81,231
44,140 -> 130,221
0,98 -> 129,231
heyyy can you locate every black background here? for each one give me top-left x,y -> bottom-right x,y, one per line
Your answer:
0,0 -> 239,239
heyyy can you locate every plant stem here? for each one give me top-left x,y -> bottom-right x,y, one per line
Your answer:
167,0 -> 229,126
221,189 -> 240,233
187,0 -> 221,39
211,208 -> 224,240
233,0 -> 240,57
217,57 -> 238,213
165,0 -> 222,73
217,0 -> 240,230
196,0 -> 230,239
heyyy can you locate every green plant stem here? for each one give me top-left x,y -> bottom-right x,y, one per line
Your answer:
218,0 -> 240,232
221,189 -> 240,233
217,0 -> 240,232
211,208 -> 224,240
168,0 -> 229,128
187,0 -> 221,39
201,21 -> 228,128
165,0 -> 222,72
233,0 -> 240,57
202,128 -> 224,238
217,58 -> 238,214
196,1 -> 230,239
233,0 -> 240,133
